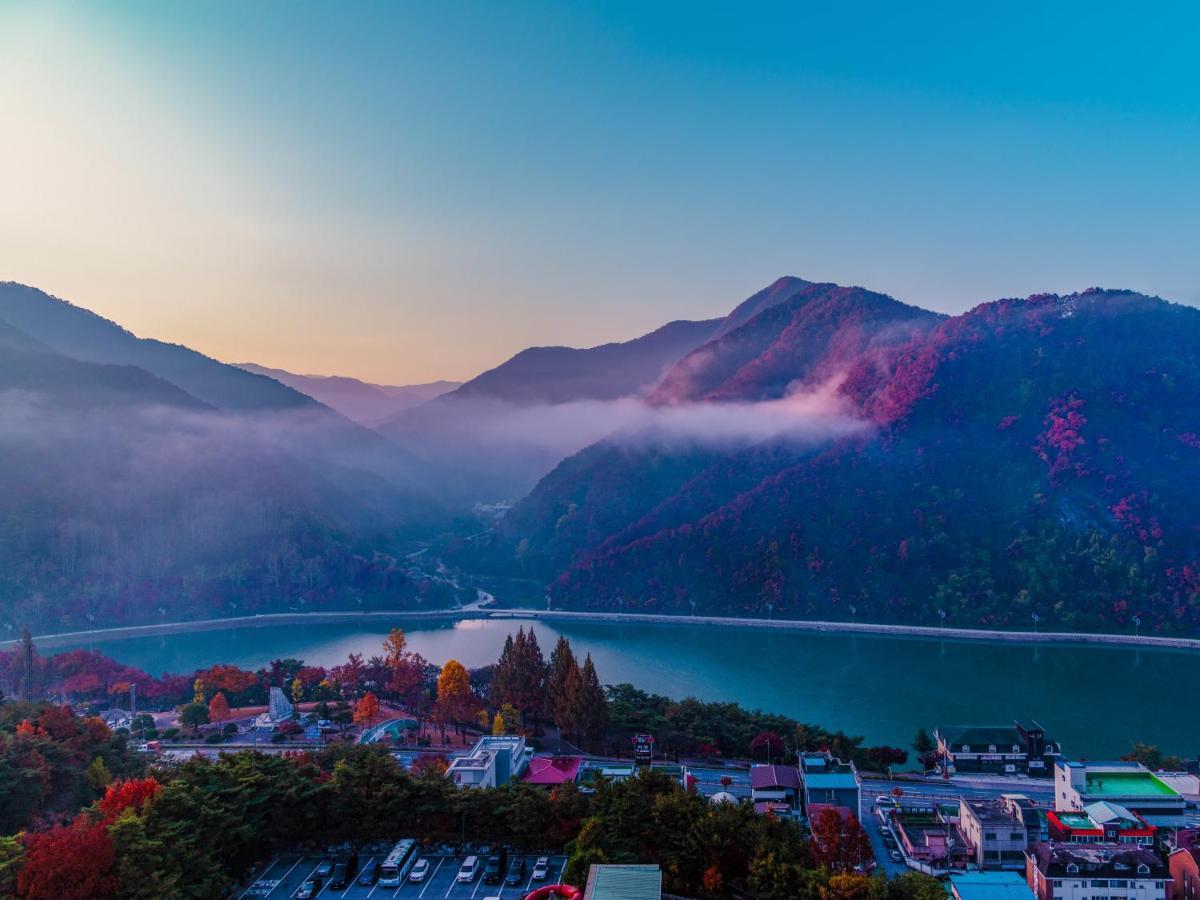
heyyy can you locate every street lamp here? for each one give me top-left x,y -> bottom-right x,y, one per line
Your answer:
849,604 -> 857,626
1031,612 -> 1040,634
937,608 -> 946,628
1133,615 -> 1142,639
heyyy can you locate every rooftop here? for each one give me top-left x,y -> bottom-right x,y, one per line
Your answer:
950,871 -> 1034,900
1029,842 -> 1166,877
938,725 -> 1022,747
583,864 -> 662,900
523,755 -> 583,785
751,764 -> 801,790
963,799 -> 1020,826
1085,771 -> 1178,798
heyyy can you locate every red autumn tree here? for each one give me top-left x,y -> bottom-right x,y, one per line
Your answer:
98,778 -> 160,822
810,808 -> 874,874
17,820 -> 117,900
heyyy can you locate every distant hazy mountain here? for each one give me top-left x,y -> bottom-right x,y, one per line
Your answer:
470,285 -> 1200,636
0,316 -> 449,632
442,317 -> 722,405
0,282 -> 447,509
236,362 -> 459,426
379,316 -> 723,502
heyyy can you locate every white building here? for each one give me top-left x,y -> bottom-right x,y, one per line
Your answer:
445,735 -> 530,789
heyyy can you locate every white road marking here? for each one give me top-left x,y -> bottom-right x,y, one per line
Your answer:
418,858 -> 444,898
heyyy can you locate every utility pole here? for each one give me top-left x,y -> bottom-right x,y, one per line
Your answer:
19,627 -> 36,702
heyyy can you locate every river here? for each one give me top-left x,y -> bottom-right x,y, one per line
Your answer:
52,616 -> 1195,759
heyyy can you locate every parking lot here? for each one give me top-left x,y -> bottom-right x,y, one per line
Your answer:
240,852 -> 569,900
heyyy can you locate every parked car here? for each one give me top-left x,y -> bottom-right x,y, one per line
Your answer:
329,855 -> 357,889
457,855 -> 480,883
357,858 -> 379,886
314,858 -> 334,878
294,877 -> 321,899
506,857 -> 527,886
532,857 -> 550,881
876,794 -> 894,806
483,851 -> 507,885
409,858 -> 431,883
889,850 -> 902,863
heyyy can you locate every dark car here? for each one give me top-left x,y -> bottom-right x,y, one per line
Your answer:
505,857 -> 527,886
482,849 -> 508,885
329,854 -> 357,889
294,877 -> 321,899
357,858 -> 379,886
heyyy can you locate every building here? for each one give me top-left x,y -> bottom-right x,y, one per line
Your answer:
1003,794 -> 1050,845
936,721 -> 1061,776
892,807 -> 975,873
950,870 -> 1036,900
523,755 -> 583,787
1157,774 -> 1200,813
1026,842 -> 1171,900
751,764 -> 802,815
959,798 -> 1033,868
1055,761 -> 1187,828
445,735 -> 530,789
800,754 -> 862,820
1169,831 -> 1200,900
1047,802 -> 1156,845
583,864 -> 662,900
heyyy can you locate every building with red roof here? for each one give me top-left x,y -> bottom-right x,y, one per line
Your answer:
523,755 -> 583,786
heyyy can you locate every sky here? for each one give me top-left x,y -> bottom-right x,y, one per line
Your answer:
1,1 -> 1198,384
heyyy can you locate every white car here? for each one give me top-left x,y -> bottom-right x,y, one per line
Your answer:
532,857 -> 550,881
409,858 -> 430,883
457,856 -> 480,883
875,794 -> 893,806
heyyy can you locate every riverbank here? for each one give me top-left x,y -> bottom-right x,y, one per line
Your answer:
3,605 -> 1197,651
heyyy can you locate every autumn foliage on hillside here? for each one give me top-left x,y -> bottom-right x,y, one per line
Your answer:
497,288 -> 1200,635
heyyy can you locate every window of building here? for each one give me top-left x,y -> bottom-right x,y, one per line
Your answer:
1090,880 -> 1108,888
986,832 -> 997,840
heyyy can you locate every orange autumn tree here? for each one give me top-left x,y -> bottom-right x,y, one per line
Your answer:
208,692 -> 231,729
435,659 -> 477,740
353,691 -> 381,729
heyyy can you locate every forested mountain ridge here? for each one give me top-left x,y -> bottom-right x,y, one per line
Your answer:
0,311 -> 453,633
483,287 -> 1200,635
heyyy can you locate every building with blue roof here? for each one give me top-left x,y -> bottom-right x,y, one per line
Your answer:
950,870 -> 1034,900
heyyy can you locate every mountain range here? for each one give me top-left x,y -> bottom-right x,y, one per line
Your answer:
469,283 -> 1200,637
234,363 -> 459,426
0,282 -> 457,631
4,277 -> 1200,636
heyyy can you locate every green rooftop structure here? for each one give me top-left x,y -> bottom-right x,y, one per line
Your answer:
1084,770 -> 1177,797
1056,760 -> 1186,827
583,864 -> 662,900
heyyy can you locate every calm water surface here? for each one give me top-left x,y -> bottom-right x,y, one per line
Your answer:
57,618 -> 1196,759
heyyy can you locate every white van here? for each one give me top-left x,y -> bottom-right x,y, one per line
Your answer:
457,856 -> 480,883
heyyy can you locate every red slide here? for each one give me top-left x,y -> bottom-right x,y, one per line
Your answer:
523,886 -> 583,900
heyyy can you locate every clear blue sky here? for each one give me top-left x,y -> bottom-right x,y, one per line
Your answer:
1,1 -> 1197,381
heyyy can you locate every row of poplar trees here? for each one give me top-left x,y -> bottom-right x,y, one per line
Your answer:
489,628 -> 608,750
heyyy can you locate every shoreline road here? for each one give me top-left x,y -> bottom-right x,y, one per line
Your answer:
4,606 -> 1195,652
